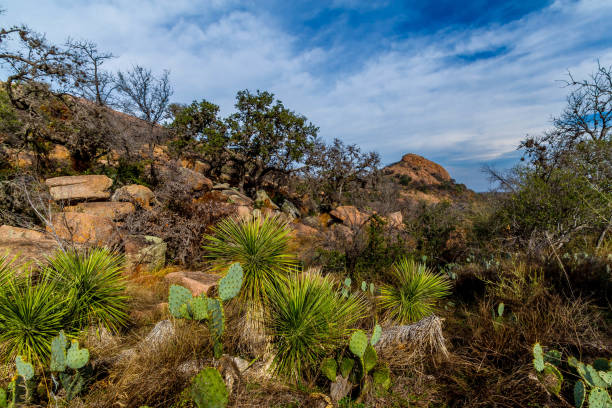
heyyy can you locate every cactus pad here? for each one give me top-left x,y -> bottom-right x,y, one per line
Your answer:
585,364 -> 607,388
588,387 -> 612,408
369,282 -> 375,295
370,324 -> 382,346
218,263 -> 243,302
15,356 -> 34,381
363,344 -> 378,374
544,349 -> 562,367
191,367 -> 229,408
372,364 -> 391,390
320,358 -> 337,382
169,284 -> 193,318
66,341 -> 89,370
593,358 -> 610,371
60,372 -> 84,401
50,330 -> 68,372
537,363 -> 562,395
190,296 -> 209,320
340,357 -> 355,378
361,281 -> 367,291
574,380 -> 586,408
599,370 -> 612,386
0,388 -> 6,408
343,277 -> 351,288
349,330 -> 368,358
207,298 -> 224,341
532,343 -> 544,372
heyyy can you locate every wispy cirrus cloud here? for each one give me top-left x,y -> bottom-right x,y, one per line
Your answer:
1,0 -> 611,190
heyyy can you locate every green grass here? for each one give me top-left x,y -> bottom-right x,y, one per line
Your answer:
379,258 -> 452,324
266,271 -> 367,384
203,214 -> 298,308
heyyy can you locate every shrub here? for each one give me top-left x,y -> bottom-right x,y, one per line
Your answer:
0,271 -> 67,363
266,271 -> 367,383
379,258 -> 451,324
203,215 -> 297,308
43,248 -> 128,332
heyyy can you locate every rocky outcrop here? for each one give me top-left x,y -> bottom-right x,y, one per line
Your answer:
124,235 -> 167,273
330,206 -> 370,227
160,166 -> 213,192
45,175 -> 113,201
48,212 -> 117,246
164,271 -> 221,297
384,153 -> 451,186
112,184 -> 155,209
254,190 -> 279,210
64,201 -> 135,220
387,211 -> 404,228
0,225 -> 58,264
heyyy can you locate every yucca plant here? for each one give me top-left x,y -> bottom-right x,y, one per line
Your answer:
379,258 -> 451,324
43,248 -> 128,332
266,271 -> 367,384
0,273 -> 67,363
203,214 -> 297,308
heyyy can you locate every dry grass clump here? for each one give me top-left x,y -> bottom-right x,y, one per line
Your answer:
83,321 -> 213,408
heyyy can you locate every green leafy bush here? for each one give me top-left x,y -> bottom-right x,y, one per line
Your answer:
203,215 -> 297,308
266,272 -> 367,383
43,248 -> 128,332
379,258 -> 451,324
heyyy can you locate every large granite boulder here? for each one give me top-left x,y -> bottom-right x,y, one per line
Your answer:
48,212 -> 117,246
45,175 -> 113,201
330,206 -> 370,228
112,184 -> 155,209
0,225 -> 58,264
64,201 -> 135,220
124,235 -> 167,273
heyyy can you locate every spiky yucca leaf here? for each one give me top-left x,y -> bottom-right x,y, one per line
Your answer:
0,274 -> 67,363
43,248 -> 128,332
203,215 -> 297,308
267,272 -> 367,384
379,258 -> 451,324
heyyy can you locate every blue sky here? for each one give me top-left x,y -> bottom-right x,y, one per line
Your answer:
2,0 -> 611,190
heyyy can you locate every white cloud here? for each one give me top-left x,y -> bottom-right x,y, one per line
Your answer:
1,0 -> 611,190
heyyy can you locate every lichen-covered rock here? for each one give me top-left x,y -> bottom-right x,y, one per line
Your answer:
112,184 -> 155,209
124,235 -> 166,273
330,205 -> 370,227
64,201 -> 135,220
254,190 -> 279,210
45,175 -> 113,201
281,200 -> 299,220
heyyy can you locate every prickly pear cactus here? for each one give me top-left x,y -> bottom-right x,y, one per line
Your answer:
538,363 -> 563,395
218,263 -> 243,302
544,349 -> 562,366
320,358 -> 337,382
370,324 -> 382,346
169,284 -> 193,318
574,380 -> 586,408
15,356 -> 34,381
363,345 -> 378,374
66,340 -> 89,370
0,387 -> 6,408
191,367 -> 229,408
532,343 -> 544,372
589,387 -> 612,408
60,372 -> 84,401
50,330 -> 68,372
190,295 -> 209,320
372,364 -> 391,390
349,330 -> 368,359
340,357 -> 355,378
207,298 -> 224,341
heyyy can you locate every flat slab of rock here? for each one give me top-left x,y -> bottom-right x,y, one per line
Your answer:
48,212 -> 117,246
164,271 -> 221,297
112,184 -> 155,209
45,175 -> 113,201
0,225 -> 58,264
64,201 -> 135,220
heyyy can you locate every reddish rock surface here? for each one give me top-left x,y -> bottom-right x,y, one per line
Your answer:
48,212 -> 117,246
112,184 -> 155,209
384,153 -> 451,186
45,175 -> 113,201
0,225 -> 58,264
64,201 -> 135,220
330,206 -> 370,227
164,271 -> 221,297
